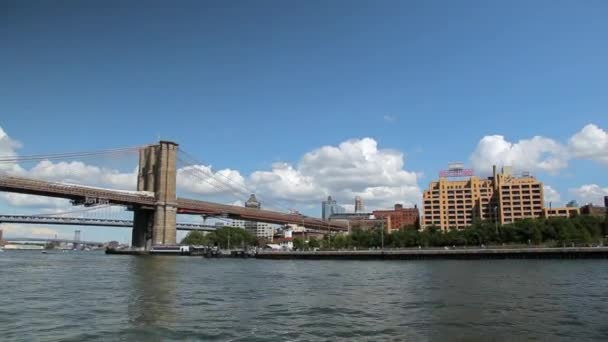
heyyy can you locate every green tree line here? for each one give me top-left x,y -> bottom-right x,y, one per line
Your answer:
180,227 -> 257,249
294,215 -> 608,250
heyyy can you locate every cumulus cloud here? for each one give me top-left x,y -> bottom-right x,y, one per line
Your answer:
0,193 -> 70,209
177,165 -> 247,197
470,123 -> 607,175
0,126 -> 24,174
250,138 -> 422,209
570,184 -> 608,206
470,135 -> 567,175
543,185 -> 561,205
0,125 -> 422,213
568,124 -> 608,164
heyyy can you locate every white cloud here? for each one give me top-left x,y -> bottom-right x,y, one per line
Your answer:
470,135 -> 567,175
470,123 -> 607,175
249,137 -> 422,210
568,124 -> 608,164
1,125 -> 422,213
570,184 -> 608,206
383,115 -> 396,123
0,193 -> 70,209
543,185 -> 561,205
0,223 -> 70,239
0,126 -> 24,174
177,165 -> 247,197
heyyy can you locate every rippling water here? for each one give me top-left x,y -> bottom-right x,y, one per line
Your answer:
1,251 -> 608,341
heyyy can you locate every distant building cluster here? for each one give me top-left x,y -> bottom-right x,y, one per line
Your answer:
321,196 -> 345,220
226,165 -> 607,245
323,196 -> 420,232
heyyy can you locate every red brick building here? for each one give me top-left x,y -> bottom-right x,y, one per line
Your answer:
372,204 -> 420,233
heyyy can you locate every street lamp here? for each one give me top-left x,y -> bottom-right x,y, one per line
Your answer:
327,221 -> 331,250
493,205 -> 498,236
381,220 -> 384,250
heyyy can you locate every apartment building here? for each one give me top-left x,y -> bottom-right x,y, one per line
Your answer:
423,165 -> 544,230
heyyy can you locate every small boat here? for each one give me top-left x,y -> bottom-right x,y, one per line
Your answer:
41,250 -> 48,254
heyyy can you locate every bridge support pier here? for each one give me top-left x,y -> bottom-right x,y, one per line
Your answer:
133,141 -> 178,249
131,209 -> 153,249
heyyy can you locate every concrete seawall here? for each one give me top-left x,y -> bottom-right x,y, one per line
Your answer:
256,247 -> 608,260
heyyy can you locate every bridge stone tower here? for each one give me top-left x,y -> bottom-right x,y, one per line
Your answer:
131,141 -> 178,249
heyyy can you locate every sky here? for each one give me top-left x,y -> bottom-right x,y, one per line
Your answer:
1,0 -> 607,242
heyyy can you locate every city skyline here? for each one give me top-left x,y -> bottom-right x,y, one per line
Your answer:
1,1 -> 607,241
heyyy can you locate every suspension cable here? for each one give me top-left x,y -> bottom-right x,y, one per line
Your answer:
0,145 -> 151,163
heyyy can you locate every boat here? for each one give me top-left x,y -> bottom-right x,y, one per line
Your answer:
150,245 -> 191,255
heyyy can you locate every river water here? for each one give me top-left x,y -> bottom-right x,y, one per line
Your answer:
1,252 -> 607,341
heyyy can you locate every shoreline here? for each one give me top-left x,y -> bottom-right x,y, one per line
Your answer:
255,247 -> 608,259
103,247 -> 608,259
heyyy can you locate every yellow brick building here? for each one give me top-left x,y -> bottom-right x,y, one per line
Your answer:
422,166 -> 544,230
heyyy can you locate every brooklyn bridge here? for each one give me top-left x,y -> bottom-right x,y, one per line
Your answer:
0,141 -> 347,249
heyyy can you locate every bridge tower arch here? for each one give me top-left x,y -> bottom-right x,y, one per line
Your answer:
131,141 -> 178,249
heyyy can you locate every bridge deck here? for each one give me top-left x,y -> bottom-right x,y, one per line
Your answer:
0,176 -> 347,231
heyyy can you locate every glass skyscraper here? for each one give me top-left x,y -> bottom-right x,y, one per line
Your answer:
321,196 -> 345,220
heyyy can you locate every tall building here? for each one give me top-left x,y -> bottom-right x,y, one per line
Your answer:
245,194 -> 261,209
244,194 -> 275,241
0,229 -> 3,242
355,196 -> 363,213
372,204 -> 420,232
422,165 -> 544,230
321,196 -> 345,220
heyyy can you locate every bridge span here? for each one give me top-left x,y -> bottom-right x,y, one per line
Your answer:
0,140 -> 347,249
0,215 -> 217,231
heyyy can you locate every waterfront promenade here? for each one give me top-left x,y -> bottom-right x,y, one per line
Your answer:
256,247 -> 608,259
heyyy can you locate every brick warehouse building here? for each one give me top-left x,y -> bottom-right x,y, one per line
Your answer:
372,204 -> 420,233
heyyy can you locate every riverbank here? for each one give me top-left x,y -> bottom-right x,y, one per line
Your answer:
103,246 -> 608,259
256,247 -> 608,260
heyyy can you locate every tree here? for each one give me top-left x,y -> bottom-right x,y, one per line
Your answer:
181,231 -> 207,245
308,237 -> 320,249
293,237 -> 306,250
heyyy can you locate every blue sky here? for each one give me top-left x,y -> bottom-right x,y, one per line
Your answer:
1,1 -> 607,242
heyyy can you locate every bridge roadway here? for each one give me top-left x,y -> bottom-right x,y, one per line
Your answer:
0,176 -> 348,231
0,215 -> 336,235
0,215 -> 217,231
5,237 -> 104,246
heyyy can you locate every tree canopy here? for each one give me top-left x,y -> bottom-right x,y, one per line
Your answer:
180,227 -> 256,248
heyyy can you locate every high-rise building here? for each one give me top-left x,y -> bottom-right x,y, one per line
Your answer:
321,196 -> 345,220
355,196 -> 363,213
422,165 -> 544,230
0,229 -> 3,242
243,194 -> 276,241
245,194 -> 261,209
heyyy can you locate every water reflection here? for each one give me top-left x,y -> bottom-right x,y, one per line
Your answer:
127,256 -> 178,329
